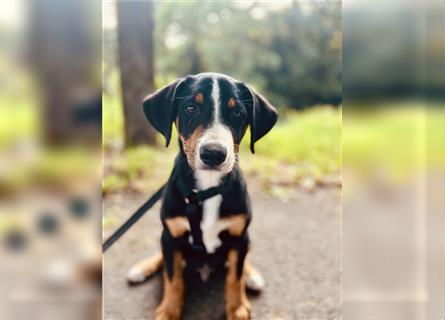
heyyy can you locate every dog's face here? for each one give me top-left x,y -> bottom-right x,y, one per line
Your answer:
143,73 -> 277,173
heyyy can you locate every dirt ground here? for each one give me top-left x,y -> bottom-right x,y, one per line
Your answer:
103,181 -> 341,320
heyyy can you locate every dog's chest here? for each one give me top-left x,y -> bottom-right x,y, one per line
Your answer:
194,170 -> 225,254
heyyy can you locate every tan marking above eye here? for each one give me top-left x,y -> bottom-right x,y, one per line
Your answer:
228,97 -> 236,108
194,92 -> 204,104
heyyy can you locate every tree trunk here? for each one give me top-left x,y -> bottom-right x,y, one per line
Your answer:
28,0 -> 101,146
117,2 -> 157,146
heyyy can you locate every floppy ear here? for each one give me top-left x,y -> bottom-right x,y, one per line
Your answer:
142,79 -> 183,147
243,85 -> 278,153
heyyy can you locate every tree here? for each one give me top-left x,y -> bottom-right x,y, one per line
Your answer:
155,2 -> 342,109
117,2 -> 157,146
29,0 -> 101,145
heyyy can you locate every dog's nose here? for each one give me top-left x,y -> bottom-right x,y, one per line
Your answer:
200,143 -> 227,167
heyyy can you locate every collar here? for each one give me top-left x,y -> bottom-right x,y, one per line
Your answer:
174,166 -> 226,205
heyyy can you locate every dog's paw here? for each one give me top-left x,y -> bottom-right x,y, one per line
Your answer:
126,265 -> 146,283
245,270 -> 265,291
126,253 -> 163,284
227,301 -> 251,320
155,304 -> 181,320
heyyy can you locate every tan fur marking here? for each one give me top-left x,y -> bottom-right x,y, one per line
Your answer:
155,251 -> 184,320
225,250 -> 251,320
234,144 -> 240,154
228,97 -> 236,108
165,217 -> 190,238
220,214 -> 246,237
180,125 -> 203,168
195,92 -> 204,104
243,261 -> 256,279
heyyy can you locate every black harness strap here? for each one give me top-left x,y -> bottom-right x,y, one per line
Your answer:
174,168 -> 226,259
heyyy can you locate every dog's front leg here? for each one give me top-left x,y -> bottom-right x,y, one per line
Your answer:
225,249 -> 251,320
156,250 -> 184,320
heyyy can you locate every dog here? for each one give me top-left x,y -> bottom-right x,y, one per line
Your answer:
126,73 -> 278,320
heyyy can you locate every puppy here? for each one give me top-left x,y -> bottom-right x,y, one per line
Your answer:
127,73 -> 277,320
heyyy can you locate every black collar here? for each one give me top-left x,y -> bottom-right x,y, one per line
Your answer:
173,163 -> 227,205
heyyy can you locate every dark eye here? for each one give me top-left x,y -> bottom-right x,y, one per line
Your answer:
185,105 -> 198,115
232,109 -> 242,118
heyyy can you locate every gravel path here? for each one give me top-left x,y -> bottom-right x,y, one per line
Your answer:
103,182 -> 341,320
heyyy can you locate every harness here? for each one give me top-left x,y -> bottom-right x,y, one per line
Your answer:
102,164 -> 248,279
102,166 -> 226,255
172,167 -> 227,268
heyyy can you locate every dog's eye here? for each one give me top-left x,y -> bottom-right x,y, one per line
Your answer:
232,109 -> 242,118
185,105 -> 198,115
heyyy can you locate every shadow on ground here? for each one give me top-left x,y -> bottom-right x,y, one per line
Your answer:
103,180 -> 341,320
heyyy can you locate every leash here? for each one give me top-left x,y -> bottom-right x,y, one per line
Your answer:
102,167 -> 227,254
102,184 -> 166,253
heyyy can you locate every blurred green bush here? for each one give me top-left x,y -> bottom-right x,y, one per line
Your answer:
103,93 -> 341,195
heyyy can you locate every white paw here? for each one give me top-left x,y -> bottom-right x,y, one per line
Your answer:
126,266 -> 145,283
246,271 -> 265,291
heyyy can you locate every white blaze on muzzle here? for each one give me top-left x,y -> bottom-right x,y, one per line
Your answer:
195,77 -> 235,174
193,77 -> 237,254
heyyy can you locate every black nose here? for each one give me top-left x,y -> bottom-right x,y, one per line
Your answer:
200,143 -> 227,167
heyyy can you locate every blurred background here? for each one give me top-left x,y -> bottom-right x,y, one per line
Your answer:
0,0 -> 442,319
0,0 -> 101,319
102,0 -> 341,195
102,1 -> 342,320
342,0 -> 445,319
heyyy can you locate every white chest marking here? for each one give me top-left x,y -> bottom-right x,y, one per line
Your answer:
194,169 -> 227,253
193,78 -> 232,253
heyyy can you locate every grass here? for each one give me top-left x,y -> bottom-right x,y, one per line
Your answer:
103,94 -> 125,148
103,93 -> 341,195
241,107 -> 341,186
0,95 -> 39,148
6,90 -> 442,197
342,102 -> 445,180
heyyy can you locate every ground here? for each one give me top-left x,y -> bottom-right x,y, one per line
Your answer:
103,179 -> 341,320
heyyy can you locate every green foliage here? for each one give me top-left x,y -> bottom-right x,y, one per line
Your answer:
342,102 -> 445,179
0,95 -> 39,148
239,106 -> 341,187
153,1 -> 341,108
103,145 -> 176,195
247,106 -> 341,168
103,93 -> 124,147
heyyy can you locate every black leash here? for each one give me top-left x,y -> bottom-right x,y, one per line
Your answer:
102,167 -> 226,254
102,184 -> 166,253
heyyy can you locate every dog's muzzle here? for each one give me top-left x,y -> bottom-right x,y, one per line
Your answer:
199,143 -> 227,167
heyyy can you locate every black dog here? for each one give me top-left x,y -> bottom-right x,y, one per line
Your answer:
127,73 -> 277,320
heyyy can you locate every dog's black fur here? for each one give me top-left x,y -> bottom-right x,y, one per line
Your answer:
160,155 -> 252,279
142,72 -> 277,319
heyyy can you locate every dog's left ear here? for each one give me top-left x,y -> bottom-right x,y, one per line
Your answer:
238,83 -> 278,153
142,79 -> 184,147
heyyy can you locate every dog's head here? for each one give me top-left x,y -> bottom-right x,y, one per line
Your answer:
143,73 -> 277,173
